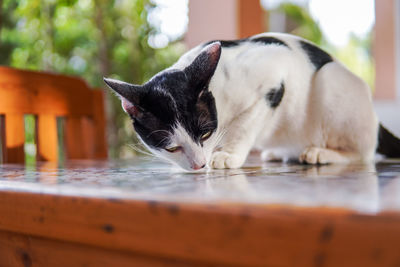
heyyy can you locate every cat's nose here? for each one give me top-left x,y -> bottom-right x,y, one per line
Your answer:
192,164 -> 206,170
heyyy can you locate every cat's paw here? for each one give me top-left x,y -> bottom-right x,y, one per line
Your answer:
210,151 -> 244,169
261,150 -> 282,162
299,147 -> 331,164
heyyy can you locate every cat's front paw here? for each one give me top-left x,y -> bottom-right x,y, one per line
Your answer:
210,151 -> 244,169
299,147 -> 331,164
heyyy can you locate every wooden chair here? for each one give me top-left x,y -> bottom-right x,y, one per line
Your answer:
0,66 -> 107,163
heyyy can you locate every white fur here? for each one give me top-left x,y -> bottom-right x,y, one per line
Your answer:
159,33 -> 379,169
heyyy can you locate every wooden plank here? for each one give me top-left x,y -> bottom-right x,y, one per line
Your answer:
0,115 -> 4,163
0,66 -> 94,116
237,0 -> 264,38
81,116 -> 95,159
4,114 -> 25,163
0,230 -> 197,267
37,114 -> 58,162
64,116 -> 96,159
0,67 -> 108,161
0,191 -> 399,267
64,117 -> 87,159
92,90 -> 108,159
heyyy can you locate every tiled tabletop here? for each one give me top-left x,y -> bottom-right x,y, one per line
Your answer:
1,156 -> 399,214
2,157 -> 400,266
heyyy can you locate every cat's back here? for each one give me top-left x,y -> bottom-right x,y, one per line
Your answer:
173,32 -> 326,73
172,33 -> 336,123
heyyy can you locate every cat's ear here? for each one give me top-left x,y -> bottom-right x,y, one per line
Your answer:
184,42 -> 221,94
103,77 -> 143,117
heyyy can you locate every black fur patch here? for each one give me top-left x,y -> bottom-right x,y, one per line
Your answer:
265,82 -> 285,108
205,37 -> 289,49
204,39 -> 247,48
377,124 -> 400,157
131,72 -> 182,148
251,36 -> 289,48
300,41 -> 333,70
130,70 -> 218,149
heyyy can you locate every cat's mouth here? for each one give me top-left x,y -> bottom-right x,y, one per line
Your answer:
170,164 -> 209,173
162,155 -> 208,172
192,163 -> 206,170
180,164 -> 207,172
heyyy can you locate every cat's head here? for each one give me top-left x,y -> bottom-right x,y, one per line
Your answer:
104,42 -> 221,171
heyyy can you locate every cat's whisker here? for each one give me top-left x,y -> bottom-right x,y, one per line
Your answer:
198,117 -> 210,128
128,143 -> 154,157
198,119 -> 217,130
155,136 -> 172,148
150,149 -> 185,168
128,145 -> 174,166
211,128 -> 227,148
146,129 -> 170,139
129,142 -> 177,166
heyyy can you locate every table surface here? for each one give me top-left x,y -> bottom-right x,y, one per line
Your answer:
1,156 -> 400,214
2,157 -> 400,266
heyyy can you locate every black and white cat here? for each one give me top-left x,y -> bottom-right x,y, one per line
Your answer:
104,32 -> 400,171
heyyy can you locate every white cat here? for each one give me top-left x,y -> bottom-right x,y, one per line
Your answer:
104,32 -> 400,171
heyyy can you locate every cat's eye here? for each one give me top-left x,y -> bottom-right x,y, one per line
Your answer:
165,146 -> 182,153
201,131 -> 212,141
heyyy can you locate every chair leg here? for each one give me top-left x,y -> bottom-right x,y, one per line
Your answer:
92,90 -> 108,159
4,114 -> 25,164
37,114 -> 58,162
65,116 -> 95,160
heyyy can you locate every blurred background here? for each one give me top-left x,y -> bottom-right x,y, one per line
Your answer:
0,0 -> 398,161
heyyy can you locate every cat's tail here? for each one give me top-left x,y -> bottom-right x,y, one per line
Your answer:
377,124 -> 400,158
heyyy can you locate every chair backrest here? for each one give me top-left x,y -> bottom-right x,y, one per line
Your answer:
0,66 -> 107,163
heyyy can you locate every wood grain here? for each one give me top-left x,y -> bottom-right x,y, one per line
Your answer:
0,66 -> 107,162
65,117 -> 86,159
0,67 -> 93,116
0,230 -> 199,267
4,113 -> 25,163
92,90 -> 108,159
37,114 -> 58,162
0,191 -> 399,267
0,115 -> 5,162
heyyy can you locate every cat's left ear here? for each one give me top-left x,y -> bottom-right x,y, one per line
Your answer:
184,42 -> 221,95
103,77 -> 144,117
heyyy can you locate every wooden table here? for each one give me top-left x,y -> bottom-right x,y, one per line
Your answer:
1,157 -> 400,266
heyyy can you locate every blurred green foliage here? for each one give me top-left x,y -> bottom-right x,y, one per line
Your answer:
0,0 -> 184,159
276,2 -> 374,90
332,34 -> 375,91
278,3 -> 324,45
24,114 -> 36,165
